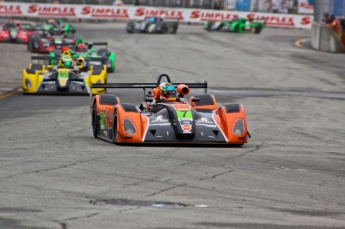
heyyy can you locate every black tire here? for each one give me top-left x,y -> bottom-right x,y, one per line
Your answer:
126,21 -> 135,33
254,24 -> 262,34
92,104 -> 99,138
206,21 -> 214,31
167,23 -> 178,34
27,35 -> 33,51
111,111 -> 118,144
97,48 -> 109,56
155,22 -> 165,33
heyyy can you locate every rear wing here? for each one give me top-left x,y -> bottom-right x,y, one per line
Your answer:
143,16 -> 180,23
92,42 -> 108,47
91,81 -> 207,94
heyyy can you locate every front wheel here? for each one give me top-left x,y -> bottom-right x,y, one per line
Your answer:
253,25 -> 262,34
92,104 -> 99,138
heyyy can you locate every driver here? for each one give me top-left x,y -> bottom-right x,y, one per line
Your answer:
155,83 -> 177,102
76,43 -> 87,52
59,53 -> 74,68
149,17 -> 157,23
48,18 -> 58,27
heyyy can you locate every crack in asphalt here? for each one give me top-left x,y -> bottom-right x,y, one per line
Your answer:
200,170 -> 234,181
119,207 -> 140,213
4,156 -> 106,179
227,143 -> 263,160
144,184 -> 185,198
65,212 -> 100,221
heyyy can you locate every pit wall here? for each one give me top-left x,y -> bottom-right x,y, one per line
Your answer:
311,21 -> 344,53
0,2 -> 313,29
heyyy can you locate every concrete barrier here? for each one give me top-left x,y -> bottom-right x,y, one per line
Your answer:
311,21 -> 344,53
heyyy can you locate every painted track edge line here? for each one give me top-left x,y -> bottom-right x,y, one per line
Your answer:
0,87 -> 21,100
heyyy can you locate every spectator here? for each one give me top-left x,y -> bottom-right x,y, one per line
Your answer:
326,14 -> 340,36
264,0 -> 272,12
322,12 -> 330,24
322,13 -> 340,36
271,0 -> 279,13
281,0 -> 288,13
213,0 -> 221,10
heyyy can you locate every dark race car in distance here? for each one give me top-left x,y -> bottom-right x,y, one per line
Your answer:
126,16 -> 179,34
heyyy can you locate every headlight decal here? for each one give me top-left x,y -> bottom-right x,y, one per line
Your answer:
123,118 -> 136,135
233,119 -> 244,136
25,79 -> 32,88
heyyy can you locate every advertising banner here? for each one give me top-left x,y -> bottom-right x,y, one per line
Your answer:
0,2 -> 313,29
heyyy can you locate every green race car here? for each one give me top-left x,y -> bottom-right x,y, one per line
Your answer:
48,37 -> 115,73
204,18 -> 265,34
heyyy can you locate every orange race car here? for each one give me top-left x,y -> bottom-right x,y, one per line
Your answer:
90,74 -> 251,146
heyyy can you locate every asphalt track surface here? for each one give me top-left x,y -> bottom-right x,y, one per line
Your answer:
0,22 -> 345,229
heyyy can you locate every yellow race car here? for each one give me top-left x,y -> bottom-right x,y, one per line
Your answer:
22,51 -> 107,95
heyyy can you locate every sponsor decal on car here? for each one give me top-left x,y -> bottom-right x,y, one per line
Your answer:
57,70 -> 68,87
99,112 -> 106,130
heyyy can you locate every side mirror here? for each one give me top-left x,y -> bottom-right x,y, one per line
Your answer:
47,65 -> 53,69
192,98 -> 200,102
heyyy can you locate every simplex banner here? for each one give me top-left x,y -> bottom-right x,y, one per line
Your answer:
0,3 -> 313,29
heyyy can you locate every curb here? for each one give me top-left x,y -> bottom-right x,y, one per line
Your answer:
295,38 -> 310,49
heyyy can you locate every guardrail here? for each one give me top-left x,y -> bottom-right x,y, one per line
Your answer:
0,2 -> 313,29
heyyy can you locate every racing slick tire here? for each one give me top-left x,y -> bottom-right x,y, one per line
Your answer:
253,24 -> 262,34
97,48 -> 109,56
155,22 -> 166,34
167,23 -> 178,34
92,104 -> 99,138
27,34 -> 34,51
233,24 -> 240,32
126,21 -> 135,33
205,21 -> 214,31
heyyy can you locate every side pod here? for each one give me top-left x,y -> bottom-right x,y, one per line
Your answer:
216,103 -> 249,144
114,103 -> 146,143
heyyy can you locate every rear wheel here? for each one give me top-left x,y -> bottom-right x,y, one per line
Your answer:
92,104 -> 99,138
126,21 -> 135,33
254,24 -> 262,34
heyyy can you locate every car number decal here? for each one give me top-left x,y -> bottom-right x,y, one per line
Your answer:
58,70 -> 69,87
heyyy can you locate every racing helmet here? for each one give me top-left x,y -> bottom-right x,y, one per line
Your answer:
61,54 -> 73,67
76,43 -> 87,52
48,18 -> 55,25
158,83 -> 176,102
149,17 -> 156,23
